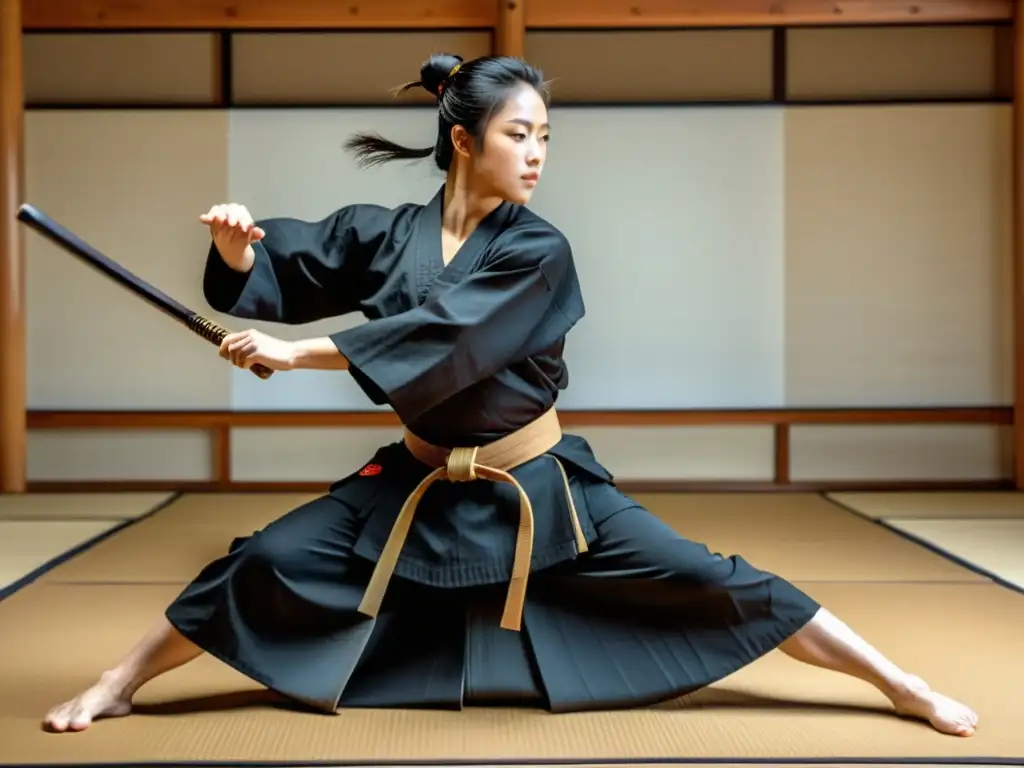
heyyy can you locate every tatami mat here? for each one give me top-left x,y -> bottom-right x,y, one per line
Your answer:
34,493 -> 319,585
883,518 -> 1024,591
0,580 -> 1018,764
0,491 -> 175,520
827,491 -> 1024,520
630,492 -> 984,583
33,491 -> 986,586
0,519 -> 123,591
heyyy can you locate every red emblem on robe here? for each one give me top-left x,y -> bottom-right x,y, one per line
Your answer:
359,463 -> 382,476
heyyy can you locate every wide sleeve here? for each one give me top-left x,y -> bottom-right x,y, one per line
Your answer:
330,226 -> 584,425
203,203 -> 393,325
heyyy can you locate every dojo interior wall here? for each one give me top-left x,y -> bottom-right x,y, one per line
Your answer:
21,25 -> 1014,486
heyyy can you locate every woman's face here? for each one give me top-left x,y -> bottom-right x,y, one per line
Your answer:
461,85 -> 549,205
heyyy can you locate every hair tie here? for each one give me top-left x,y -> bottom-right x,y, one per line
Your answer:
438,63 -> 461,96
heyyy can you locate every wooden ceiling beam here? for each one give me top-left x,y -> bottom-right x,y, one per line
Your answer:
527,1 -> 1014,28
20,0 -> 498,30
21,0 -> 1012,31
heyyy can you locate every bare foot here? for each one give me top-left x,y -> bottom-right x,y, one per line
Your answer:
43,671 -> 133,732
893,675 -> 978,736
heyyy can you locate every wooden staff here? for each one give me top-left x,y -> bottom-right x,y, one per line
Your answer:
17,203 -> 273,379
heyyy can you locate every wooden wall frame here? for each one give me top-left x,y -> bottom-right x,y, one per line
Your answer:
1,0 -> 26,493
18,1 -> 1014,31
2,0 -> 1023,493
24,406 -> 1013,494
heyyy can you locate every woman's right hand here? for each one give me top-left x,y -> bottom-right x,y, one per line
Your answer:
199,203 -> 266,272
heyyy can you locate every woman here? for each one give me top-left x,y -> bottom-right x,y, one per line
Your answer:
44,53 -> 976,737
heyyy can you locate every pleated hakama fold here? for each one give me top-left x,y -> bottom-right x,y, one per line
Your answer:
165,422 -> 819,714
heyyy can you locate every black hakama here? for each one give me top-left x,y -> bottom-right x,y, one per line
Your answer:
166,186 -> 821,713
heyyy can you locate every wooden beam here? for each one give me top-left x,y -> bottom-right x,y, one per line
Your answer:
21,0 -> 498,30
21,0 -> 1011,30
494,0 -> 525,57
25,406 -> 1012,430
1014,0 -> 1024,489
24,479 -> 1015,494
211,425 -> 231,489
526,0 -> 1013,28
997,22 -> 1015,99
0,0 -> 26,493
22,406 -> 1011,492
773,424 -> 790,484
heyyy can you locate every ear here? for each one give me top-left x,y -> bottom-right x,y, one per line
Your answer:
450,124 -> 474,158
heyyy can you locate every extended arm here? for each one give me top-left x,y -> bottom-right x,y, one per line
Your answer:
291,336 -> 351,370
203,203 -> 394,325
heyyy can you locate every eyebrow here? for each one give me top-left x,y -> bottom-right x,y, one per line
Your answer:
506,118 -> 550,130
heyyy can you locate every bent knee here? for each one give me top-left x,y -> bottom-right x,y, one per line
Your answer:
235,528 -> 306,576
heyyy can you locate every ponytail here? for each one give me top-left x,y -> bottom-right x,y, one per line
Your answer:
344,53 -> 548,172
344,133 -> 433,168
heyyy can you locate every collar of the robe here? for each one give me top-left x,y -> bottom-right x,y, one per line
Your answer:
413,184 -> 516,302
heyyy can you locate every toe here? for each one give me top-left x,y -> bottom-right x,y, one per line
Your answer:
67,706 -> 92,731
44,704 -> 72,732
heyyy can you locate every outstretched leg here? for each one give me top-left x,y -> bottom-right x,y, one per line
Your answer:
536,492 -> 979,736
44,616 -> 201,732
779,607 -> 977,736
44,491 -> 375,732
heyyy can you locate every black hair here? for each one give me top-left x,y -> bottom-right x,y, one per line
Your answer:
344,53 -> 549,171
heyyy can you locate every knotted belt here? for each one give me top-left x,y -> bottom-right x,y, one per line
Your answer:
356,408 -> 588,631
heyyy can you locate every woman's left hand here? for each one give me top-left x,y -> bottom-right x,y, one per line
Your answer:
219,328 -> 297,371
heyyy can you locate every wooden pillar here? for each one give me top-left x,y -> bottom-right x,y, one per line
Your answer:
0,0 -> 27,493
1015,0 -> 1024,489
495,0 -> 525,58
